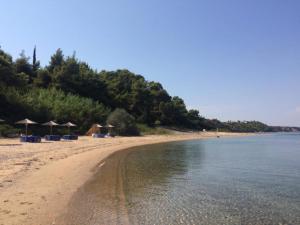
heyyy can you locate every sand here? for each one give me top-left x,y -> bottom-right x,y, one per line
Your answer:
0,132 -> 248,225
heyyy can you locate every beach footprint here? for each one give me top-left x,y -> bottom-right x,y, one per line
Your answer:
41,195 -> 47,201
20,201 -> 33,205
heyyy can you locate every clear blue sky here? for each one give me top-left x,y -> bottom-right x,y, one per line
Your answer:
1,0 -> 300,126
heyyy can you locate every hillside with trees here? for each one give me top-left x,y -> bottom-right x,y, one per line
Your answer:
0,47 -> 299,136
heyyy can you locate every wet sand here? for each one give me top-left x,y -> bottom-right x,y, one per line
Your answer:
55,148 -> 131,225
0,132 -> 248,225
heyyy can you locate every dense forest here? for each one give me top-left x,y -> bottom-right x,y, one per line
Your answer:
0,47 -> 298,136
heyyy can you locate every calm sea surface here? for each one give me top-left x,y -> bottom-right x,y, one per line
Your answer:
60,133 -> 300,225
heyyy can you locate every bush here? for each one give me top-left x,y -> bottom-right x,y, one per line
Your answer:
0,87 -> 110,133
0,124 -> 20,137
136,124 -> 171,135
107,108 -> 139,136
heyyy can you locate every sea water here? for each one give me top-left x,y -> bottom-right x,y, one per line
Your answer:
60,133 -> 300,225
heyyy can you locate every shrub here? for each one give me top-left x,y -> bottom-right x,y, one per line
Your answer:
136,124 -> 171,135
0,87 -> 110,133
107,108 -> 139,136
0,124 -> 20,137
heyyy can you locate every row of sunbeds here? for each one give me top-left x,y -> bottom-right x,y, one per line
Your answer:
20,133 -> 114,143
20,134 -> 79,143
1,118 -> 115,143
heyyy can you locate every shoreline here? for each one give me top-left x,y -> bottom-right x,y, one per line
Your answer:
0,132 -> 250,225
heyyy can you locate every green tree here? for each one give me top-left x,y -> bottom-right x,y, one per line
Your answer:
107,108 -> 139,136
34,69 -> 52,88
48,48 -> 64,73
32,46 -> 40,73
0,49 -> 15,85
15,51 -> 33,78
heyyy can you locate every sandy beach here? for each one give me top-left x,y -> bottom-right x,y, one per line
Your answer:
0,132 -> 247,225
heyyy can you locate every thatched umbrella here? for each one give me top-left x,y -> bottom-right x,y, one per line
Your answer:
61,122 -> 76,135
42,121 -> 59,135
106,124 -> 114,134
96,124 -> 103,132
15,118 -> 38,136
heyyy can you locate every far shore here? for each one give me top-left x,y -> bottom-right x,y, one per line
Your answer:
0,132 -> 251,225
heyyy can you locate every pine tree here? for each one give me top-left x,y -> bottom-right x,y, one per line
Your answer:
33,46 -> 36,66
32,45 -> 40,73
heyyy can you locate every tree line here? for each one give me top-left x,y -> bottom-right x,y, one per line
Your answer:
0,47 -> 287,135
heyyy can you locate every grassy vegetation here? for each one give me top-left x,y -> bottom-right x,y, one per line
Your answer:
137,124 -> 172,135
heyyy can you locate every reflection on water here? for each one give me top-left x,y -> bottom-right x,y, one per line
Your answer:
123,134 -> 300,225
123,142 -> 202,193
59,133 -> 300,225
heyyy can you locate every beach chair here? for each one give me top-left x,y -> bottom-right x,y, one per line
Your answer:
20,135 -> 41,143
62,135 -> 78,140
105,133 -> 115,138
92,133 -> 105,138
45,135 -> 61,141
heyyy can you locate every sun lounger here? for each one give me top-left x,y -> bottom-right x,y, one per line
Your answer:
45,135 -> 61,141
92,133 -> 105,138
62,135 -> 78,140
20,135 -> 41,143
105,133 -> 115,138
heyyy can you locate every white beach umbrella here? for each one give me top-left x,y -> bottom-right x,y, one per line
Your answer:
95,124 -> 103,134
61,122 -> 77,134
15,118 -> 38,136
42,121 -> 59,135
61,122 -> 76,127
106,124 -> 114,133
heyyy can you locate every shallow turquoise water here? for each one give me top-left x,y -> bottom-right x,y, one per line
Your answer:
122,133 -> 300,224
